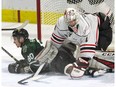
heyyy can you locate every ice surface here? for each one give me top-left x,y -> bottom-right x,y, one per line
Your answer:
1,22 -> 115,87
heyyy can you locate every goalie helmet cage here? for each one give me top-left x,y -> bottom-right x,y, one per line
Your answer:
36,0 -> 114,41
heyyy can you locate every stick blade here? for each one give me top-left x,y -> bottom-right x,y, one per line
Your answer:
16,20 -> 29,29
2,20 -> 29,31
18,81 -> 28,85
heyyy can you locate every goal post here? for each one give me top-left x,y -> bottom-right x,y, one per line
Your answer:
36,0 -> 41,42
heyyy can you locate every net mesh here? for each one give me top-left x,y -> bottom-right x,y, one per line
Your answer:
40,0 -> 114,25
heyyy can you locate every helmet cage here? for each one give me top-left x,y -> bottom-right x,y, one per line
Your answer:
64,8 -> 78,23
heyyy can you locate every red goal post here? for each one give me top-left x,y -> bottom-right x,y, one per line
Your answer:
36,0 -> 41,42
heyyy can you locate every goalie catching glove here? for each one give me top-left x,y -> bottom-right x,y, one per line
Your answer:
64,57 -> 89,78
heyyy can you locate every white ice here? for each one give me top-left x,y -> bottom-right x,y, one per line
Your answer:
1,22 -> 115,87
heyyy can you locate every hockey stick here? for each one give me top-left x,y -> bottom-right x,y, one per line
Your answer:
1,47 -> 19,62
18,62 -> 46,85
2,20 -> 29,31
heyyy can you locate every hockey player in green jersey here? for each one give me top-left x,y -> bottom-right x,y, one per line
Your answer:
8,28 -> 44,73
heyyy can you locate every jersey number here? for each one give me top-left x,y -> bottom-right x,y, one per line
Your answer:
27,53 -> 34,63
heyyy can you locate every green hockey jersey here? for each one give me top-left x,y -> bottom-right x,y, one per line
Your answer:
21,39 -> 44,72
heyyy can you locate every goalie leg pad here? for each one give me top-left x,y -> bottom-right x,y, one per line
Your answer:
50,46 -> 76,73
36,40 -> 58,64
89,51 -> 114,69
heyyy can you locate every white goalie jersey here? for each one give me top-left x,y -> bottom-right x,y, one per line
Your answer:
51,13 -> 100,58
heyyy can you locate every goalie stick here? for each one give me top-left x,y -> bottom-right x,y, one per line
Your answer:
1,47 -> 19,62
2,20 -> 29,31
18,62 -> 46,85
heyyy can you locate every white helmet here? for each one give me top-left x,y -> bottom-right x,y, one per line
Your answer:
64,8 -> 79,23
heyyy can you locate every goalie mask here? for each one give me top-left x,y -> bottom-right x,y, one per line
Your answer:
64,8 -> 79,26
12,28 -> 29,40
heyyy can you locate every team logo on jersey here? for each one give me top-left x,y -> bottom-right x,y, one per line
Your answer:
22,45 -> 27,53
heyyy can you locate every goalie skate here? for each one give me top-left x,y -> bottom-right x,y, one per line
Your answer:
89,69 -> 106,77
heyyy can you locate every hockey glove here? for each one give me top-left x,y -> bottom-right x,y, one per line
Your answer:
8,59 -> 31,73
101,16 -> 111,30
64,57 -> 89,78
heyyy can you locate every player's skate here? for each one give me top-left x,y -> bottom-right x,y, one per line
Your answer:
64,57 -> 89,78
